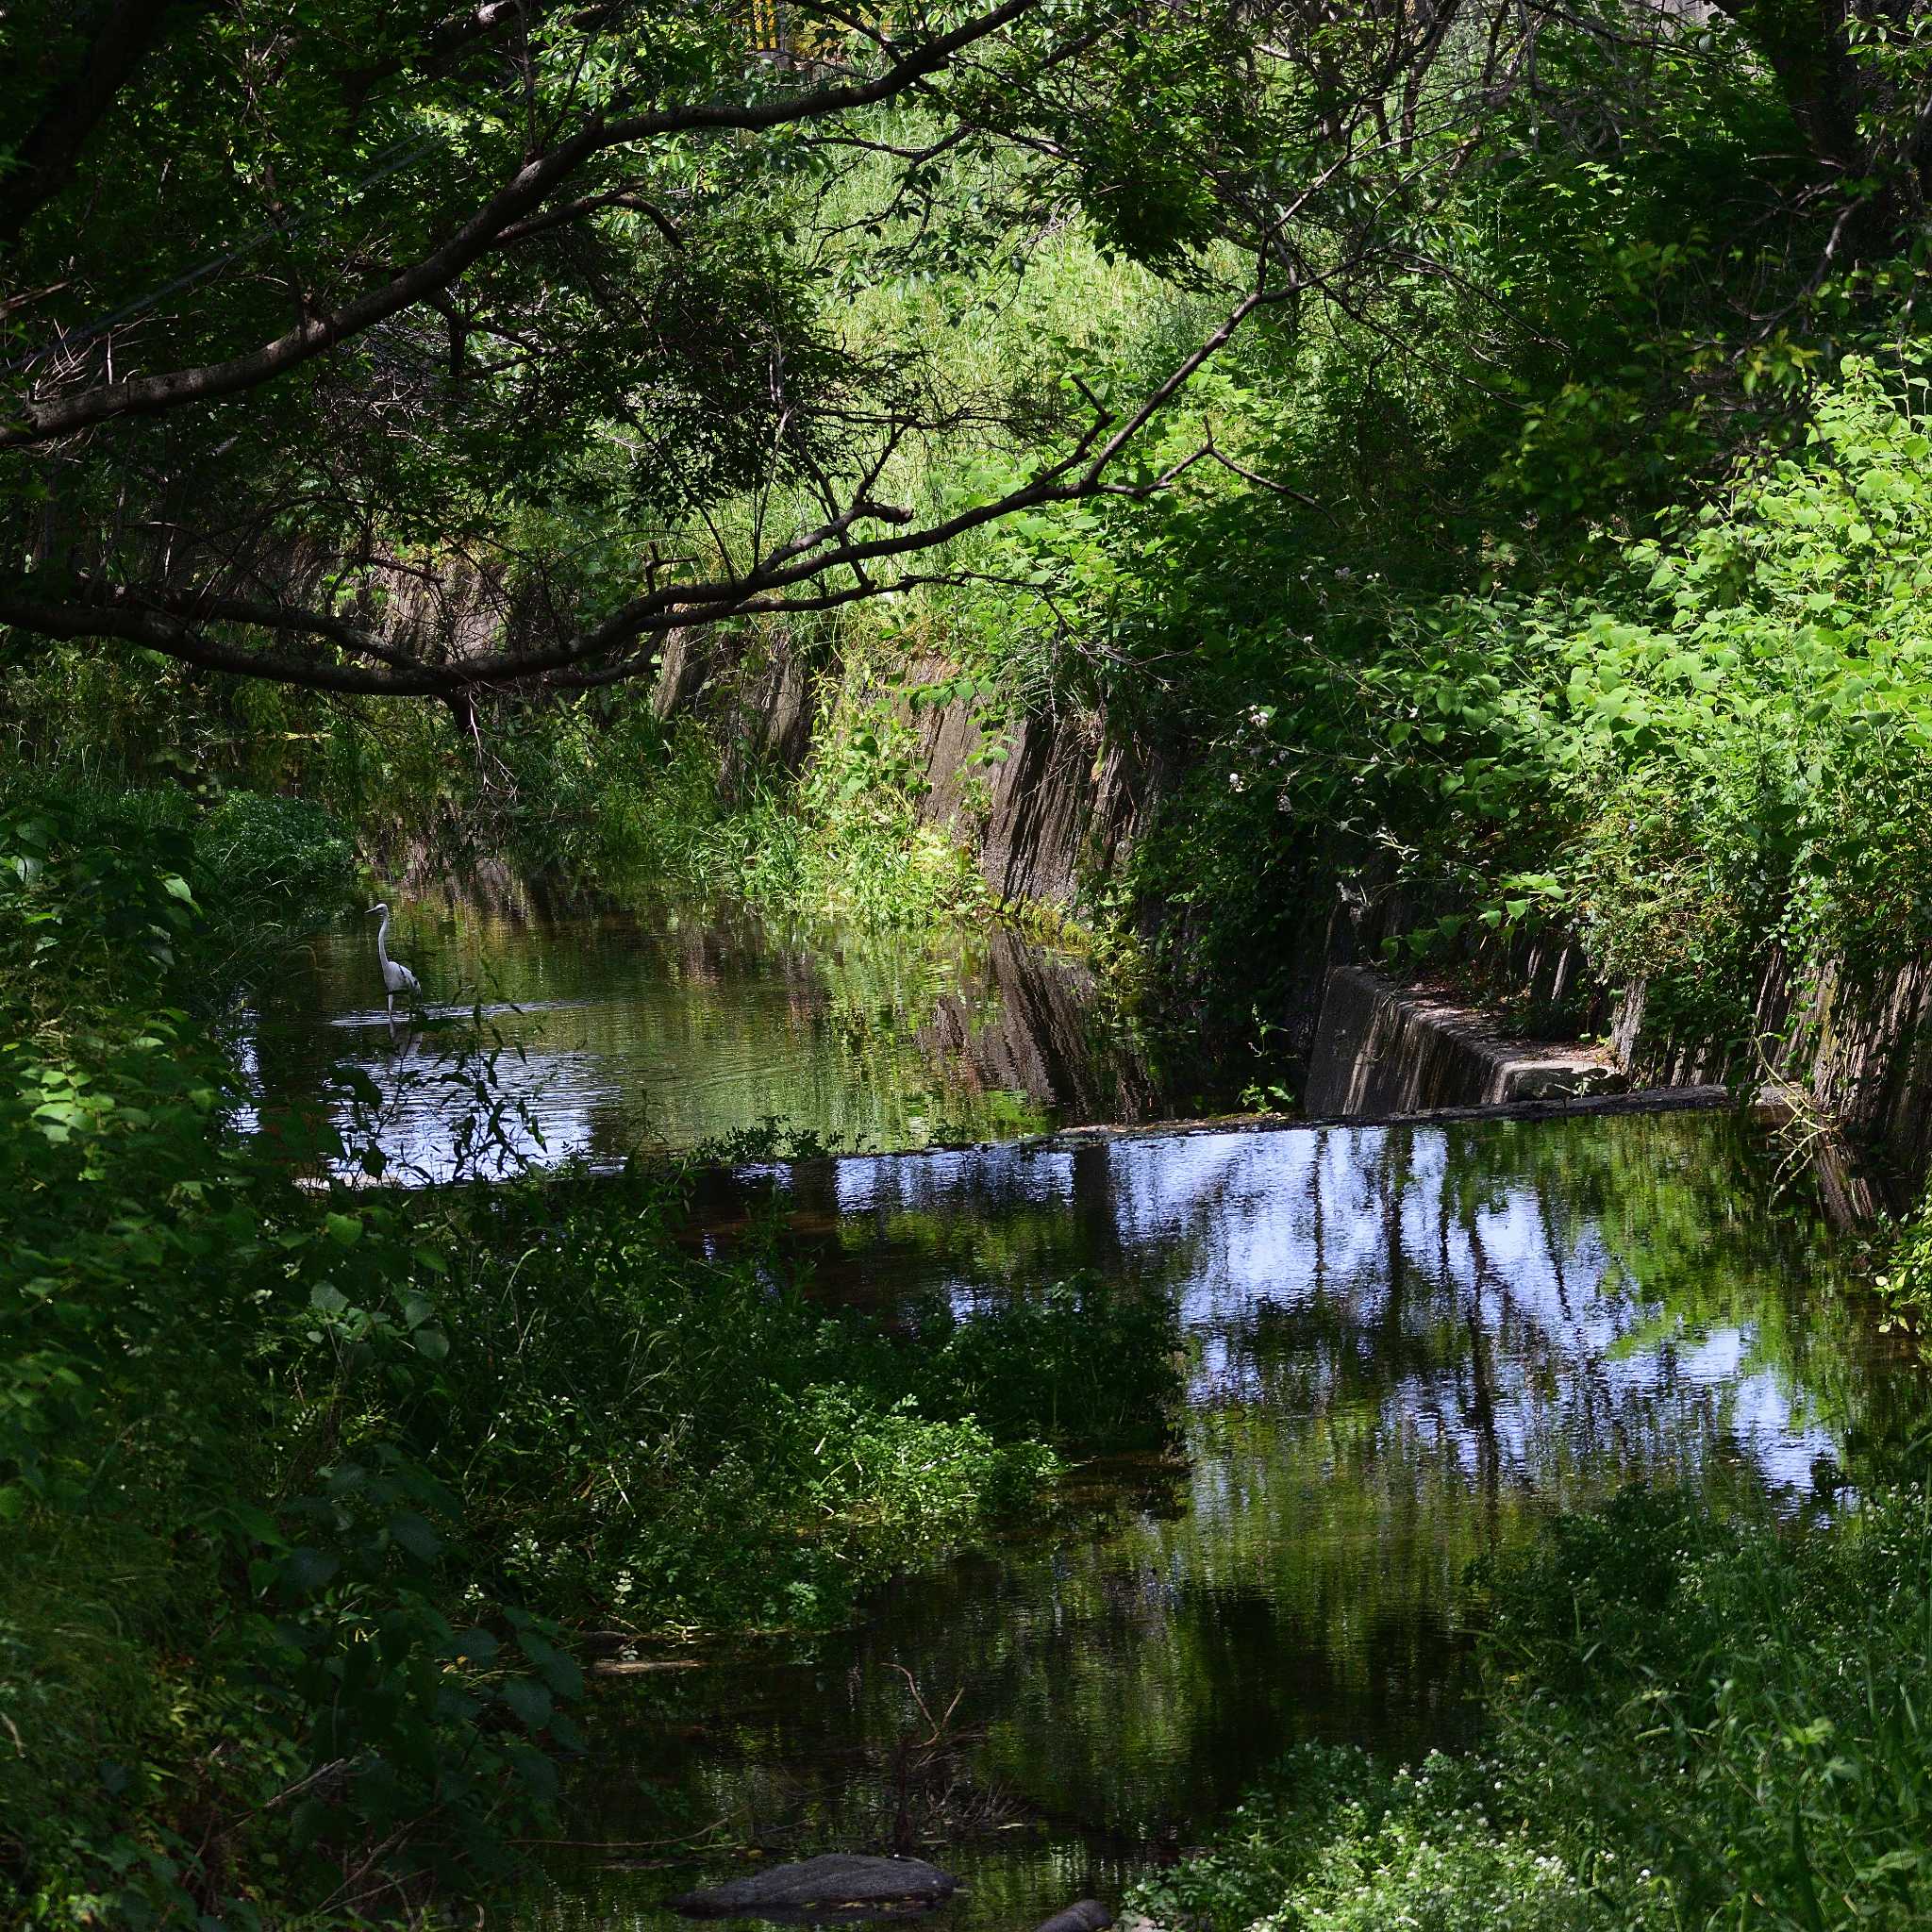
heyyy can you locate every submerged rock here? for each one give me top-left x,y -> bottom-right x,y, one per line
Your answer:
1033,1902 -> 1113,1932
670,1855 -> 958,1921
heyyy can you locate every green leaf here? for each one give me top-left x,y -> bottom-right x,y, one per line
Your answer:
501,1676 -> 554,1728
520,1631 -> 586,1699
280,1547 -> 341,1593
387,1510 -> 441,1561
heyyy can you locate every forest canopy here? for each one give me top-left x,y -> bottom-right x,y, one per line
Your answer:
13,0 -> 1916,701
0,0 -> 1449,695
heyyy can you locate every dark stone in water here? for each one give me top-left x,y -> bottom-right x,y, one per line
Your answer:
1033,1903 -> 1113,1932
671,1855 -> 958,1922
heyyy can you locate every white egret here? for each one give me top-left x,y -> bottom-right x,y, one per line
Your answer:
366,902 -> 421,1012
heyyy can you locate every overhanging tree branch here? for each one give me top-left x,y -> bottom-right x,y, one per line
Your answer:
0,0 -> 187,245
0,271 -> 1315,695
1,0 -> 1041,449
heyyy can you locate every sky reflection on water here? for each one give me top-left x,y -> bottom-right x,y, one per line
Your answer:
513,1110 -> 1908,1932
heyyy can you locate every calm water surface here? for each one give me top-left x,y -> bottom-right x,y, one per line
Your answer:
235,894 -> 1916,1932
243,891 -> 1170,1174
504,1113 -> 1916,1932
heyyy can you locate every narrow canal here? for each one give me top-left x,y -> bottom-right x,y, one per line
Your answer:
248,894 -> 1920,1932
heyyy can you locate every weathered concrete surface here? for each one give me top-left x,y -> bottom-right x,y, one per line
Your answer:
657,625 -> 819,794
908,683 -> 1156,907
1789,957 -> 1932,1198
1304,965 -> 1626,1117
671,1855 -> 957,1920
653,633 -> 1157,914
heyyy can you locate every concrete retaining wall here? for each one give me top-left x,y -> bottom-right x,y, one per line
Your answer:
656,633 -> 1158,912
1615,948 -> 1932,1205
1303,965 -> 1625,1117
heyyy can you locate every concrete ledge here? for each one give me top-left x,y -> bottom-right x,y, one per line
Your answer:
1304,964 -> 1624,1117
812,1084 -> 1737,1161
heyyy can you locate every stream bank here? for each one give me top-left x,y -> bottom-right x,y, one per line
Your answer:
654,388 -> 1932,1208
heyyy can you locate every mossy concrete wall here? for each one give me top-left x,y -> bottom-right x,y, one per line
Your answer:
656,631 -> 1158,910
1615,949 -> 1932,1206
904,675 -> 1158,907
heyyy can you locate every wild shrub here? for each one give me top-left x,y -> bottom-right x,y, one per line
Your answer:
1,800 -> 1167,1920
416,1178 -> 1180,1630
1136,1484 -> 1932,1932
1132,1745 -> 1656,1932
0,803 -> 575,1926
1106,361 -> 1932,1063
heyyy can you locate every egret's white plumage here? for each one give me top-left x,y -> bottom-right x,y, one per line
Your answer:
367,902 -> 420,1011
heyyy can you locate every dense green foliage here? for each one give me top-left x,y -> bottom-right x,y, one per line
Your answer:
1,806 -> 574,1926
0,0 -> 1391,697
1134,1487 -> 1932,1932
0,801 -> 1179,1924
1091,362 -> 1932,1058
8,0 -> 1932,1925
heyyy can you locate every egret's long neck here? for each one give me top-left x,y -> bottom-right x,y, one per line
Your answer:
375,909 -> 391,966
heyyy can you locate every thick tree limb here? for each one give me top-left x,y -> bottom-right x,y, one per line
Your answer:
0,272 -> 1309,696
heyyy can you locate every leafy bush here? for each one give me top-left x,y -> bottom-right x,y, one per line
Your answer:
1132,1745 -> 1660,1932
0,803 -> 575,1926
1874,1190 -> 1932,1334
418,1177 -> 1180,1630
195,789 -> 357,939
0,798 -> 1175,1921
1479,1486 -> 1932,1930
1093,360 -> 1932,1065
387,1187 -> 1141,1633
1135,1485 -> 1932,1932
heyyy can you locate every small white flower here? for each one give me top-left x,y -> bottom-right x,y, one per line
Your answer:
1227,771 -> 1245,791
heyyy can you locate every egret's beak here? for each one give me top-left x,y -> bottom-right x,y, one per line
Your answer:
365,903 -> 383,915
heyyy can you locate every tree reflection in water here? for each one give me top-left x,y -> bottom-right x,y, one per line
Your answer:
517,1111 -> 1915,1932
